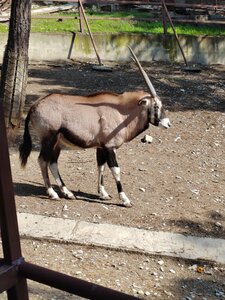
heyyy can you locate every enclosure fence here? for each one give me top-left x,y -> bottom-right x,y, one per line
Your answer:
0,63 -> 137,300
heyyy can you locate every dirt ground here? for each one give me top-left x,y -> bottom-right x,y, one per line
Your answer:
1,59 -> 225,299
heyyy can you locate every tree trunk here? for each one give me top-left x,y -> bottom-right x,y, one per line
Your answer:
0,0 -> 32,128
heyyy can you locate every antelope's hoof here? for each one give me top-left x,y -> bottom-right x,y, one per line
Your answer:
123,201 -> 133,208
62,187 -> 76,200
47,188 -> 60,201
64,193 -> 76,200
119,192 -> 132,207
100,194 -> 112,200
51,196 -> 61,201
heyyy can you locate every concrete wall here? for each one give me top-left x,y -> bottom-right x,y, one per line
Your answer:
0,32 -> 225,65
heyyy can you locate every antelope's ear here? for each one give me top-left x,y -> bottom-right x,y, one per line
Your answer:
138,97 -> 150,107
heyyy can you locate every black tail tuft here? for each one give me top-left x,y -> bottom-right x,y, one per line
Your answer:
19,111 -> 32,167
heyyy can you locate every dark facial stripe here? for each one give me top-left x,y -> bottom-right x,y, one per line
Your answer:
153,103 -> 160,126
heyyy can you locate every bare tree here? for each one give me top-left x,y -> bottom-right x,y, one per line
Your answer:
0,0 -> 32,128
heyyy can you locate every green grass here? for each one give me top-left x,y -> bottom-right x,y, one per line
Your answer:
0,10 -> 225,36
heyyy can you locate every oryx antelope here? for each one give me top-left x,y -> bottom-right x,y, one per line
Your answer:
19,48 -> 171,207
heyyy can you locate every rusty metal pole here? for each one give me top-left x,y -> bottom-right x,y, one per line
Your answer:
0,100 -> 29,298
161,0 -> 167,35
78,1 -> 84,33
78,0 -> 103,66
162,0 -> 188,66
19,261 -> 138,300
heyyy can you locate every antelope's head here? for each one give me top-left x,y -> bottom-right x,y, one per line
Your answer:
129,47 -> 171,129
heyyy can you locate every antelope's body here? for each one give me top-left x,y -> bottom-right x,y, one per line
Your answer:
29,91 -> 152,149
19,49 -> 171,207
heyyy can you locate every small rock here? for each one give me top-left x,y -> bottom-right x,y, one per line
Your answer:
139,187 -> 146,192
157,260 -> 164,266
169,269 -> 176,274
174,136 -> 181,142
62,204 -> 68,211
215,290 -> 225,297
188,264 -> 197,271
138,290 -> 144,295
164,290 -> 174,297
75,271 -> 82,275
141,134 -> 153,143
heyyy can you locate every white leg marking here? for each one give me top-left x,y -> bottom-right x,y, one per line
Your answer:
99,185 -> 111,200
47,187 -> 60,200
98,165 -> 111,200
61,186 -> 76,200
111,167 -> 120,181
119,192 -> 132,207
111,167 -> 132,207
49,163 -> 75,199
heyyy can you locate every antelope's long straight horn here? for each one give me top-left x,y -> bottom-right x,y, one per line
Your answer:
128,47 -> 157,98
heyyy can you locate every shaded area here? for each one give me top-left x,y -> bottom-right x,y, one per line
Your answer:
24,61 -> 225,114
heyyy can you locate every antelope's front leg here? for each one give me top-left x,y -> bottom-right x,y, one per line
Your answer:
106,148 -> 132,207
96,148 -> 111,200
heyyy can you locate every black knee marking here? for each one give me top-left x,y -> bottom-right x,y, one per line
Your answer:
116,181 -> 123,193
96,148 -> 107,166
105,149 -> 118,168
105,148 -> 123,193
100,174 -> 104,186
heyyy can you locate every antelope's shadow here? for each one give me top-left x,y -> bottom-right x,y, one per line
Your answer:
14,182 -> 122,206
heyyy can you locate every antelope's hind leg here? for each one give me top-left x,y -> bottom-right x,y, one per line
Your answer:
96,148 -> 111,200
49,142 -> 75,200
38,136 -> 60,200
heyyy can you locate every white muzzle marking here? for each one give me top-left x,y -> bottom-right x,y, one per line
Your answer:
159,118 -> 171,129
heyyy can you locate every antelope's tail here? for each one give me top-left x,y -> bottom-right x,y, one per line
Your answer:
19,110 -> 32,167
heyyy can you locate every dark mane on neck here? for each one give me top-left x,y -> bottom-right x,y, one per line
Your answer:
87,91 -> 119,97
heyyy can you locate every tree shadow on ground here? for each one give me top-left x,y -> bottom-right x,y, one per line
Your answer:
25,61 -> 225,114
168,210 -> 225,239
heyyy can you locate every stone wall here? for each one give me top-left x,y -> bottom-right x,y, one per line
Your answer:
0,32 -> 225,65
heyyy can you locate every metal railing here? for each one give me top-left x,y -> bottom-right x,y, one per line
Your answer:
0,88 -> 138,299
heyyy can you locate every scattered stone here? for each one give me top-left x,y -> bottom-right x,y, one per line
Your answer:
169,269 -> 176,274
141,134 -> 153,144
164,290 -> 174,297
215,290 -> 225,297
62,204 -> 68,211
191,189 -> 199,195
215,222 -> 222,228
157,260 -> 164,266
137,290 -> 144,295
188,264 -> 197,271
174,136 -> 181,142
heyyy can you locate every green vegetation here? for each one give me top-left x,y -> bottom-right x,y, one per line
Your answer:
0,10 -> 224,36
